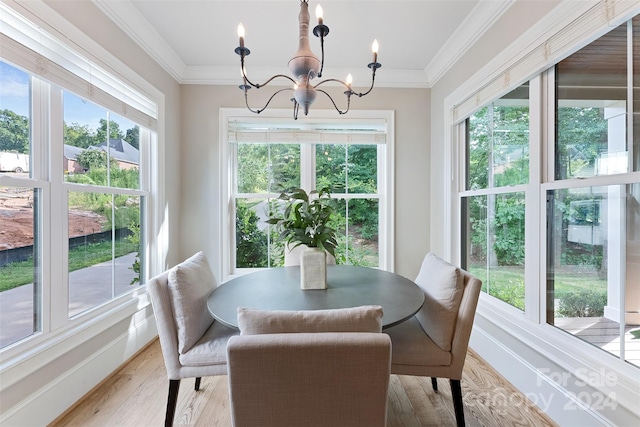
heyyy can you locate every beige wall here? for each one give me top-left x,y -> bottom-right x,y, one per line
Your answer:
49,1 -> 429,280
180,85 -> 430,279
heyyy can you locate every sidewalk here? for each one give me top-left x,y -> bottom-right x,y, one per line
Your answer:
0,253 -> 138,348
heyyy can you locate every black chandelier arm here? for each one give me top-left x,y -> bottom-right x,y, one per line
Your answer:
243,87 -> 294,115
293,99 -> 300,120
238,52 -> 257,88
319,37 -> 325,78
316,88 -> 352,115
239,51 -> 297,89
242,88 -> 260,114
314,78 -> 352,91
241,70 -> 297,89
351,64 -> 381,98
316,29 -> 327,78
256,74 -> 297,88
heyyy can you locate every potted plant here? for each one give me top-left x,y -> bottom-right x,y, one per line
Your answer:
267,187 -> 338,289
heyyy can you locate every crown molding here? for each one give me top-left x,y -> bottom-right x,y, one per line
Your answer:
92,0 -> 511,88
92,0 -> 186,82
425,0 -> 515,85
182,65 -> 431,88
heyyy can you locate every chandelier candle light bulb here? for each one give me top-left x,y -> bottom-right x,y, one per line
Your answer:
237,23 -> 245,48
234,0 -> 381,119
372,39 -> 379,63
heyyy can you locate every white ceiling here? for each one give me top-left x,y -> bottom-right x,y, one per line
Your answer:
93,0 -> 514,87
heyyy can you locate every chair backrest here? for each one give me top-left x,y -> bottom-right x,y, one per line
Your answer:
148,251 -> 221,379
147,270 -> 182,379
448,269 -> 482,378
227,332 -> 391,427
414,253 -> 466,352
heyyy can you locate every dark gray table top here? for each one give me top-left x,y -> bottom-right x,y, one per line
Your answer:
207,265 -> 424,329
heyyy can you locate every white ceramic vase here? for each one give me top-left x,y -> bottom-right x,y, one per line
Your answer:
300,247 -> 327,290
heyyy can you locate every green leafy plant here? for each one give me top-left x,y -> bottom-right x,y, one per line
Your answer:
557,289 -> 606,317
266,187 -> 338,257
236,200 -> 268,268
128,221 -> 141,285
75,149 -> 111,171
487,278 -> 525,310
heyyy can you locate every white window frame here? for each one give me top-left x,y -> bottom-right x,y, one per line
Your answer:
442,4 -> 640,424
458,79 -> 539,316
0,3 -> 164,364
219,108 -> 395,282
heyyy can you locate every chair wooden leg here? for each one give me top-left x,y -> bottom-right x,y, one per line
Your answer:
431,377 -> 438,392
450,379 -> 465,427
195,377 -> 202,391
165,379 -> 180,427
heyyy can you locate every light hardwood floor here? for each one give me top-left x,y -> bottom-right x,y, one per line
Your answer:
51,338 -> 558,427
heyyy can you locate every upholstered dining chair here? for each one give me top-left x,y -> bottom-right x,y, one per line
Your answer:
227,332 -> 391,427
227,305 -> 391,427
147,251 -> 239,427
384,253 -> 482,427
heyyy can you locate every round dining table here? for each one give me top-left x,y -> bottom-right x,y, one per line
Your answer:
207,265 -> 424,329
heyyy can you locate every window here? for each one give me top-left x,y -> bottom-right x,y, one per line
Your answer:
462,84 -> 530,311
547,18 -> 639,367
458,16 -> 640,368
0,6 -> 156,349
222,111 -> 393,279
62,92 -> 143,317
0,61 -> 41,347
234,142 -> 300,269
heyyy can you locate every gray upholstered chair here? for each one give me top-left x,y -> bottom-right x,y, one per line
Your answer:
147,251 -> 239,427
227,332 -> 391,427
227,305 -> 390,427
385,253 -> 482,427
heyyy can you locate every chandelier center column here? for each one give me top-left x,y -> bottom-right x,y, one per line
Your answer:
288,1 -> 320,116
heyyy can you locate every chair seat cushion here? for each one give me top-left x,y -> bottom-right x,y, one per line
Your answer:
179,320 -> 239,366
385,317 -> 451,367
237,305 -> 383,335
168,251 -> 217,354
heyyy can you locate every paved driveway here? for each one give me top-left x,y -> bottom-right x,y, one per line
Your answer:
0,253 -> 139,348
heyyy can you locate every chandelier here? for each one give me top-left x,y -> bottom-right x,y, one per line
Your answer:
235,0 -> 381,119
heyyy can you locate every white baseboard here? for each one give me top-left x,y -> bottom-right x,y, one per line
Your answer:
0,310 -> 157,426
470,302 -> 640,427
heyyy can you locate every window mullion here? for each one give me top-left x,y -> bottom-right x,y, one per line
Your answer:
48,85 -> 68,331
300,143 -> 315,191
525,74 -> 542,323
30,77 -> 49,336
